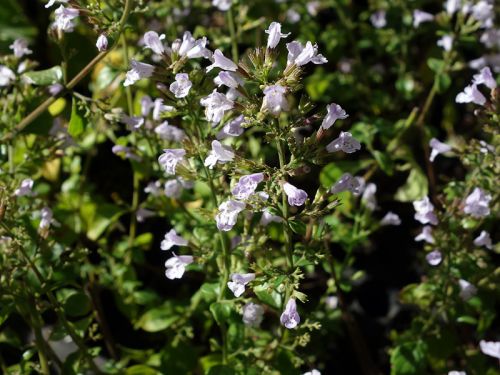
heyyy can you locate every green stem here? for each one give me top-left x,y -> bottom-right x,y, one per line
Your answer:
5,0 -> 133,141
227,7 -> 239,62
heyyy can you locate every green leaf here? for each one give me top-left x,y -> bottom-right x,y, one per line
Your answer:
372,150 -> 394,175
390,341 -> 428,375
63,292 -> 91,317
394,167 -> 428,202
125,365 -> 161,375
254,285 -> 282,310
457,316 -> 478,325
207,365 -> 236,375
210,301 -> 232,326
135,303 -> 179,332
22,66 -> 62,86
427,58 -> 444,73
435,73 -> 451,93
68,98 -> 85,137
288,220 -> 306,235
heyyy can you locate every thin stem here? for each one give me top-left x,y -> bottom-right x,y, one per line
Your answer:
227,7 -> 239,62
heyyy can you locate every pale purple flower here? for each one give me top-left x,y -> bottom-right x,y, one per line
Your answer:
472,67 -> 497,89
204,140 -> 235,169
0,66 -> 16,86
155,122 -> 186,141
260,208 -> 284,226
9,39 -> 32,58
325,296 -> 339,310
143,31 -> 166,55
169,73 -> 192,98
444,0 -> 460,15
448,371 -> 466,375
437,35 -> 453,52
39,207 -> 54,230
119,114 -> 144,131
140,95 -> 154,117
165,254 -> 193,279
158,149 -> 186,175
464,188 -> 491,218
161,229 -> 188,251
413,197 -> 438,225
330,173 -> 361,195
479,340 -> 500,360
96,34 -> 108,52
214,71 -> 243,89
232,173 -> 265,200
415,226 -> 435,244
242,302 -> 264,327
136,208 -> 154,223
265,22 -> 290,49
215,200 -> 246,231
455,84 -> 486,106
54,6 -> 79,33
326,131 -> 361,153
48,83 -> 64,96
283,182 -> 308,206
480,29 -> 500,49
213,0 -> 232,11
111,145 -> 141,161
380,212 -> 401,226
426,250 -> 442,266
370,10 -> 387,28
152,98 -> 174,121
303,370 -> 321,375
458,279 -> 477,300
164,179 -> 183,198
471,1 -> 494,27
124,60 -> 155,87
286,9 -> 301,24
280,298 -> 300,329
321,103 -> 349,130
206,49 -> 238,72
45,0 -> 67,8
200,90 -> 234,124
14,178 -> 34,197
306,1 -> 321,16
286,41 -> 327,67
216,115 -> 246,139
261,84 -> 289,116
227,273 -> 255,297
473,230 -> 492,250
361,183 -> 377,211
176,31 -> 211,59
429,138 -> 452,162
413,10 -> 434,28
144,180 -> 162,196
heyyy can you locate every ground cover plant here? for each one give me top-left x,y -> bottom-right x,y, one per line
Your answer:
0,0 -> 499,374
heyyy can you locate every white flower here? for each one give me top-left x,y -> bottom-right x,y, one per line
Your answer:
96,34 -> 108,52
444,0 -> 460,15
265,22 -> 290,49
306,1 -> 321,16
448,371 -> 466,375
177,31 -> 211,59
213,0 -> 232,11
321,103 -> 348,130
326,131 -> 361,153
0,66 -> 16,87
216,115 -> 246,139
214,71 -> 243,89
479,340 -> 500,360
280,298 -> 300,329
455,84 -> 486,106
242,302 -> 264,327
429,138 -> 452,162
473,230 -> 492,250
325,296 -> 338,310
472,67 -> 497,89
458,279 -> 477,301
54,6 -> 79,33
370,10 -> 387,28
286,41 -> 327,67
154,122 -> 186,142
437,35 -> 453,52
158,149 -> 186,175
169,73 -> 192,98
143,31 -> 166,55
413,197 -> 438,225
227,273 -> 255,297
232,173 -> 264,200
283,182 -> 308,206
361,183 -> 377,211
464,187 -> 491,218
260,208 -> 284,226
152,98 -> 174,121
261,84 -> 289,116
200,90 -> 234,124
303,370 -> 321,375
380,212 -> 401,226
124,60 -> 155,87
161,229 -> 188,251
426,250 -> 442,266
415,226 -> 435,244
412,10 -> 434,28
144,181 -> 162,196
471,1 -> 494,27
14,178 -> 34,197
204,140 -> 235,169
216,200 -> 246,231
331,173 -> 361,195
45,0 -> 67,8
111,145 -> 141,161
165,254 -> 193,279
206,49 -> 238,72
39,207 -> 54,230
9,39 -> 32,58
